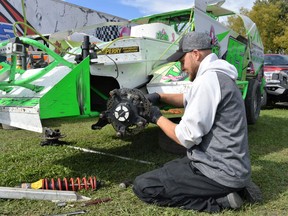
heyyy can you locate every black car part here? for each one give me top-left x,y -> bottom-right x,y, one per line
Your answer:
40,127 -> 67,146
91,88 -> 151,137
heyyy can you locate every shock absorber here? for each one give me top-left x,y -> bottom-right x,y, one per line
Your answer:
20,176 -> 99,191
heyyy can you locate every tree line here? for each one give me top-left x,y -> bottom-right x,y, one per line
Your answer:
226,0 -> 288,54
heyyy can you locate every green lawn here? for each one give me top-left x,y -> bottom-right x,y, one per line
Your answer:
0,107 -> 288,216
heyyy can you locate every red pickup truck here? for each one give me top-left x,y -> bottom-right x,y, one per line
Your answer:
263,54 -> 288,107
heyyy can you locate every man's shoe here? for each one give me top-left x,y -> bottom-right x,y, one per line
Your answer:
216,192 -> 243,209
242,181 -> 262,203
227,192 -> 244,209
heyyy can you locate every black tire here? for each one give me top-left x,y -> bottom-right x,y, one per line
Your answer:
158,117 -> 186,155
266,94 -> 275,108
260,88 -> 267,108
261,89 -> 274,109
245,79 -> 261,124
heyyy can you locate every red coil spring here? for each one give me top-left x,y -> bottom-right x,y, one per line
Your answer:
42,176 -> 98,191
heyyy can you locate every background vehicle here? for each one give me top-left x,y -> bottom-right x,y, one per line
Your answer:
262,54 -> 288,107
0,0 -> 264,133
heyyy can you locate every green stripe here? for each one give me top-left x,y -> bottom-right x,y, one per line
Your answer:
0,98 -> 39,107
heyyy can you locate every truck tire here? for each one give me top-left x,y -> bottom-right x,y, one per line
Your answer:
245,79 -> 261,124
158,117 -> 186,155
261,89 -> 275,109
260,89 -> 267,108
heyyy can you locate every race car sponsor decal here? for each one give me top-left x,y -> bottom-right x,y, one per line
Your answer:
99,46 -> 139,55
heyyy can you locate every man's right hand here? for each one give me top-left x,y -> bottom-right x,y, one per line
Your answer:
148,106 -> 162,124
145,92 -> 161,105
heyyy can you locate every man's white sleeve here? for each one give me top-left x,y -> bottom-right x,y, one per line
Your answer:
175,73 -> 221,149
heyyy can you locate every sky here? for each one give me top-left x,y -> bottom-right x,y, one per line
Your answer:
63,0 -> 254,20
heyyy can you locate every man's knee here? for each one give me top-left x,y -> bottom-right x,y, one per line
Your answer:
132,175 -> 144,196
133,174 -> 166,200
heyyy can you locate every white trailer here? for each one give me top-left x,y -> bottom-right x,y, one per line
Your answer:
0,0 -> 127,41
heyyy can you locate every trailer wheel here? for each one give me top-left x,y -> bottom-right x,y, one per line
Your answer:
158,117 -> 186,155
245,79 -> 261,124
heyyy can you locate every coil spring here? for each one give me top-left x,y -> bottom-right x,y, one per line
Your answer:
42,176 -> 98,191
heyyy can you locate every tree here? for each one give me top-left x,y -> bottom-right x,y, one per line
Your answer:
249,0 -> 288,53
268,0 -> 288,19
273,27 -> 288,53
225,8 -> 248,37
267,0 -> 288,53
226,0 -> 288,53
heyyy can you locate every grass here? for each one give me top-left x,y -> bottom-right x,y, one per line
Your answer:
1,106 -> 288,216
